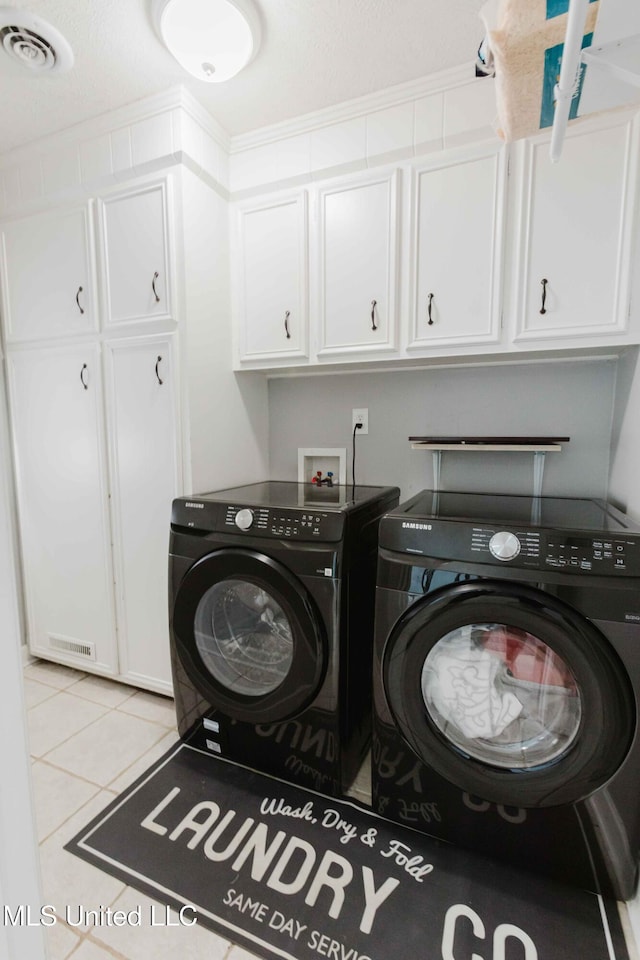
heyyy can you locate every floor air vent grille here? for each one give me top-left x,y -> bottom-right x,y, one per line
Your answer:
48,635 -> 96,661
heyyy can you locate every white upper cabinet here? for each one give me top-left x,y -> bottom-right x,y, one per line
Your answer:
98,180 -> 174,329
0,203 -> 98,343
317,169 -> 399,357
513,114 -> 640,344
407,143 -> 506,351
236,191 -> 308,364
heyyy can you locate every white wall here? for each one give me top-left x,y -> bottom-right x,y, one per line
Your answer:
180,168 -> 269,493
0,364 -> 46,960
608,347 -> 640,521
268,359 -> 617,501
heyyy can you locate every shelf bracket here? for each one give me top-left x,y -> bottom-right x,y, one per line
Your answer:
432,450 -> 442,495
410,439 -> 567,496
532,451 -> 547,500
581,33 -> 640,89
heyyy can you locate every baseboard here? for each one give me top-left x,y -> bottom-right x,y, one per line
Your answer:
21,644 -> 34,668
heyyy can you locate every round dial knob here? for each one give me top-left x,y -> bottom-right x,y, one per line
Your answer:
235,508 -> 255,531
489,531 -> 521,562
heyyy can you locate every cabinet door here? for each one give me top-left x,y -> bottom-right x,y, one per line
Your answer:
408,144 -> 506,350
515,116 -> 639,342
104,336 -> 181,693
318,170 -> 399,356
7,344 -> 117,673
238,192 -> 308,363
0,204 -> 97,343
99,180 -> 173,328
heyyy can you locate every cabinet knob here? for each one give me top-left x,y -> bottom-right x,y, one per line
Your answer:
371,299 -> 378,331
284,310 -> 291,339
152,272 -> 161,303
80,363 -> 88,390
540,278 -> 548,315
155,356 -> 163,385
427,292 -> 434,325
76,286 -> 85,315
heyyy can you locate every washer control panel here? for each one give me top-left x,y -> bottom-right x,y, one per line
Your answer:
223,504 -> 344,541
171,498 -> 345,541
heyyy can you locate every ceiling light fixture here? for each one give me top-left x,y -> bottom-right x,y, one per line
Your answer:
152,0 -> 261,83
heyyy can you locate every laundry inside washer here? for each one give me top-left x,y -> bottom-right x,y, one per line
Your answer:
169,480 -> 399,797
373,489 -> 640,899
421,622 -> 581,762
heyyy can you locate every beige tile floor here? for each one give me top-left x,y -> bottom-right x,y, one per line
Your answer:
23,658 -> 371,960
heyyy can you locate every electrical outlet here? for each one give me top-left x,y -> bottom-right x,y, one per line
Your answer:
352,408 -> 369,435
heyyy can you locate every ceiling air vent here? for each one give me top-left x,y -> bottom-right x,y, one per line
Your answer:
0,7 -> 73,75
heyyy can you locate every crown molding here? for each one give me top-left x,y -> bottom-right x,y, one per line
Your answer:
176,88 -> 231,150
229,63 -> 473,153
0,62 -> 476,169
0,85 -> 231,170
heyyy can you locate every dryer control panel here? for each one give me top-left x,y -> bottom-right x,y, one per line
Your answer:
471,527 -> 639,573
544,533 -> 636,573
380,518 -> 640,576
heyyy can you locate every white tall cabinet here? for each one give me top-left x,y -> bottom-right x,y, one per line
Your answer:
0,163 -> 268,695
2,177 -> 180,692
7,343 -> 118,673
104,335 -> 180,689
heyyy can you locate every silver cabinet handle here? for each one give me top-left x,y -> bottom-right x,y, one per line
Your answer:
155,356 -> 163,385
76,286 -> 85,315
371,299 -> 378,331
284,310 -> 291,339
152,272 -> 160,303
80,363 -> 88,390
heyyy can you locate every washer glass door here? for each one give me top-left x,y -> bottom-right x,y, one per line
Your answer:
173,548 -> 328,723
195,578 -> 294,697
383,580 -> 634,807
421,623 -> 581,770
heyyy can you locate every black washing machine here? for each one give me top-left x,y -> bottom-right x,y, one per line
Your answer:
170,480 -> 399,797
372,489 -> 640,899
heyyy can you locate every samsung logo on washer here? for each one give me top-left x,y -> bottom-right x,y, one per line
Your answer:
185,502 -> 205,509
402,522 -> 432,531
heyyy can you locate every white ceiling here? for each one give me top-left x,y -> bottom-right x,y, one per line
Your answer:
0,0 -> 487,156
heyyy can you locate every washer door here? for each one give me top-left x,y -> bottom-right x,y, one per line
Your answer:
383,580 -> 635,807
172,549 -> 327,723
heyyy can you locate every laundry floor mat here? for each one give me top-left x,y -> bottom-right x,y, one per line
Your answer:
66,742 -> 631,960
